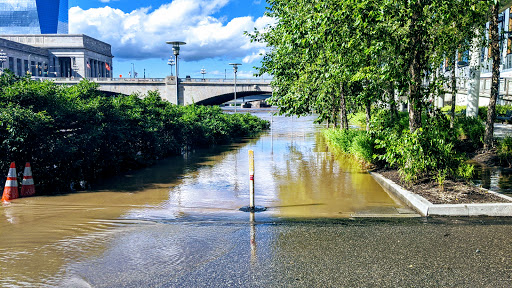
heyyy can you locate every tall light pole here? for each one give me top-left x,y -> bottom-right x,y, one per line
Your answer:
131,63 -> 134,78
201,67 -> 206,81
229,63 -> 241,113
167,57 -> 175,76
167,41 -> 186,105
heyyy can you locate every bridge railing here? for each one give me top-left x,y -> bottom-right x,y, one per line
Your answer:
181,78 -> 272,84
43,77 -> 272,84
47,77 -> 166,82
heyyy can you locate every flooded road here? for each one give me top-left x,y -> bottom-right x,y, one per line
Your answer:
1,112 -> 511,287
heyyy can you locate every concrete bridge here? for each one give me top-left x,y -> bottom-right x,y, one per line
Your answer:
52,77 -> 272,105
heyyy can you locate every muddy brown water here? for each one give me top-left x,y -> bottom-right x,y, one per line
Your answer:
0,112 -> 407,286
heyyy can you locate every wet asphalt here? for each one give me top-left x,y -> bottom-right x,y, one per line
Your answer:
60,217 -> 512,288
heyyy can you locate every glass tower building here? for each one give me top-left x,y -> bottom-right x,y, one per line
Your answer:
0,0 -> 68,34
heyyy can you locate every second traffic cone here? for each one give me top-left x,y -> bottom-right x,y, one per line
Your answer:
20,162 -> 35,197
1,162 -> 18,202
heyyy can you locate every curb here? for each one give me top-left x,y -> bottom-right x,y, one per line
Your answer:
370,172 -> 512,217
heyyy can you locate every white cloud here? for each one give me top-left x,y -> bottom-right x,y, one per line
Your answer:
69,0 -> 274,62
242,49 -> 265,64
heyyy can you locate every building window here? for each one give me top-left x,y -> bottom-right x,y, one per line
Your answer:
24,60 -> 28,75
8,57 -> 14,71
458,50 -> 469,66
16,59 -> 22,76
31,61 -> 35,75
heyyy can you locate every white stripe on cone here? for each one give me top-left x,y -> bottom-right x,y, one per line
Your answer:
20,163 -> 35,197
5,180 -> 17,187
22,178 -> 34,185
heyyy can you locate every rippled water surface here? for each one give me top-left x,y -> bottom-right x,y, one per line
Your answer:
0,112 -> 407,286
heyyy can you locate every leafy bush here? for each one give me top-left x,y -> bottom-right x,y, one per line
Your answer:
375,127 -> 473,183
348,111 -> 367,128
440,105 -> 466,115
0,74 -> 269,194
498,136 -> 512,167
453,115 -> 484,150
323,129 -> 374,164
350,132 -> 374,163
328,107 -> 478,183
370,109 -> 408,133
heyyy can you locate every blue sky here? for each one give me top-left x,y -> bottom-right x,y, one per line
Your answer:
68,0 -> 272,79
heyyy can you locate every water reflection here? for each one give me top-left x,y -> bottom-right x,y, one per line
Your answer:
250,212 -> 257,264
0,112 -> 406,286
472,162 -> 512,196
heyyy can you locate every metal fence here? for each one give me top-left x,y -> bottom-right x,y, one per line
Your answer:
42,77 -> 272,84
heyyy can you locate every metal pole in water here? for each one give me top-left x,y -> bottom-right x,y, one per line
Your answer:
249,150 -> 255,209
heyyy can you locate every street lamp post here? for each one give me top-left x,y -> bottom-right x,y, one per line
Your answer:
166,41 -> 186,105
201,67 -> 206,81
167,58 -> 175,76
131,63 -> 134,78
229,63 -> 242,113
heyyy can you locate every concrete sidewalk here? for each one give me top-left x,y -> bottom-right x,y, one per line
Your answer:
371,172 -> 512,217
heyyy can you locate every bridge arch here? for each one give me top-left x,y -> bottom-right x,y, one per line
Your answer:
195,91 -> 271,106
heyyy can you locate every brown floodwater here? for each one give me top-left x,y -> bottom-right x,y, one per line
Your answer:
0,112 -> 406,286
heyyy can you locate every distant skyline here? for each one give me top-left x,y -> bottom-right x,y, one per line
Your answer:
68,0 -> 273,79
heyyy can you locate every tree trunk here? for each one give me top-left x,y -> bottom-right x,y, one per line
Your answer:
332,107 -> 338,128
365,99 -> 371,132
388,83 -> 398,121
408,1 -> 425,132
484,4 -> 500,150
450,54 -> 457,128
340,82 -> 349,130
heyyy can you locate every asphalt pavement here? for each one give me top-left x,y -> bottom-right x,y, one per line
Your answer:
59,217 -> 512,288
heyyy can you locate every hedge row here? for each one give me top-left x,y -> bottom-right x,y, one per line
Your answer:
0,73 -> 269,194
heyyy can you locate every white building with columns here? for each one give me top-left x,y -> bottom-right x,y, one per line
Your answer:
0,34 -> 113,79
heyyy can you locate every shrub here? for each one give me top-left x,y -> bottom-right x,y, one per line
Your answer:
440,105 -> 466,115
453,115 -> 485,151
323,129 -> 374,164
348,111 -> 367,128
0,76 -> 269,194
498,136 -> 512,168
350,132 -> 374,163
375,127 -> 473,183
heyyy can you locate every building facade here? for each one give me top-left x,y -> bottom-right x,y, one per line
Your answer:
0,0 -> 68,35
0,34 -> 113,78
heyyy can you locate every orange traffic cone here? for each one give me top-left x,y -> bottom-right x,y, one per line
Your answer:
1,162 -> 18,202
20,162 -> 35,197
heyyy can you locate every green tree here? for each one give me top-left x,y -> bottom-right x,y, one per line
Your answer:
484,1 -> 501,149
252,0 -> 493,132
